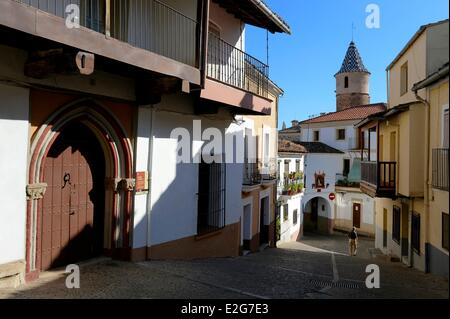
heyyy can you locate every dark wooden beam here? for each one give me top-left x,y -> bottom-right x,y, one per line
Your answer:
24,48 -> 79,79
135,76 -> 182,105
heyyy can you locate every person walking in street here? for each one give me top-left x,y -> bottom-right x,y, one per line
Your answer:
348,227 -> 358,256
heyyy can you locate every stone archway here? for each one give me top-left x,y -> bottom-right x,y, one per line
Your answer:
25,99 -> 134,281
302,196 -> 333,235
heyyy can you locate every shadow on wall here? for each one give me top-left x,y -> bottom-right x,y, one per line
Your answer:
132,114 -> 243,261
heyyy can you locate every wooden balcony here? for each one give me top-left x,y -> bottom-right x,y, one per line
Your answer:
360,161 -> 397,198
3,0 -> 201,85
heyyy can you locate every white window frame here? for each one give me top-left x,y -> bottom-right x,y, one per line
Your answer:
442,104 -> 449,148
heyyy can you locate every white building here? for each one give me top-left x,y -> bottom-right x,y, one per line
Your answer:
277,140 -> 306,243
299,142 -> 344,234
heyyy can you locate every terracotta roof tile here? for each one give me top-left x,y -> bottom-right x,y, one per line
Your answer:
296,142 -> 344,154
300,103 -> 387,124
278,139 -> 307,154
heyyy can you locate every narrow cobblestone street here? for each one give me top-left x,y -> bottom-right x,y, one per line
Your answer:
1,234 -> 448,299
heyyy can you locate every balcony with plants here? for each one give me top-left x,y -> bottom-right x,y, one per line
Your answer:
278,172 -> 304,197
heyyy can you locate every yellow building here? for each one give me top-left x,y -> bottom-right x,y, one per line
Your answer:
240,81 -> 283,253
358,19 -> 448,277
412,62 -> 449,278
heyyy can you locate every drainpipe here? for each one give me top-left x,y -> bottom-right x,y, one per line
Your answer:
414,89 -> 431,273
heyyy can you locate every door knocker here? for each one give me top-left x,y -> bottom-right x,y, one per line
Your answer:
62,173 -> 72,189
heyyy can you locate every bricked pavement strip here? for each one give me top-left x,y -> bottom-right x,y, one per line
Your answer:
0,233 -> 448,299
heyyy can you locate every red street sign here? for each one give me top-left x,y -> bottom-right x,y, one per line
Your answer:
329,193 -> 336,201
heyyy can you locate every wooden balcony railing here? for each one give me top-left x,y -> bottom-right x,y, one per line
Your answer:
207,32 -> 269,98
16,0 -> 198,67
361,161 -> 396,197
432,149 -> 449,191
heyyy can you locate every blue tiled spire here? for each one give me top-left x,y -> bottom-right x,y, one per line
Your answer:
336,41 -> 370,75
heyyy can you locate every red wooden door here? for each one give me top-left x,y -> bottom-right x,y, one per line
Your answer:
40,123 -> 105,271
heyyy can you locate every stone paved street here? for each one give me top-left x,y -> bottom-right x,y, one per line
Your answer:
1,233 -> 448,299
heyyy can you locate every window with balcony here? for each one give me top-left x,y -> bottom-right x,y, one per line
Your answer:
412,213 -> 420,255
443,213 -> 449,251
284,160 -> 290,177
400,62 -> 409,96
296,160 -> 301,174
343,159 -> 350,177
197,161 -> 226,235
392,206 -> 401,244
337,129 -> 346,140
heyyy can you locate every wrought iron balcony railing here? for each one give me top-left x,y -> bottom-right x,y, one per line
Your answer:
16,0 -> 198,67
432,149 -> 449,191
207,32 -> 269,98
243,159 -> 278,186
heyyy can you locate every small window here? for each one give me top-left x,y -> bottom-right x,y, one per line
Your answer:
293,209 -> 298,225
344,76 -> 349,88
412,213 -> 420,255
392,206 -> 401,244
283,204 -> 289,222
313,130 -> 320,142
443,213 -> 449,251
337,129 -> 346,140
400,62 -> 409,96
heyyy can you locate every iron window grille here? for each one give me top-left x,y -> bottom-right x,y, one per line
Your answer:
197,161 -> 226,235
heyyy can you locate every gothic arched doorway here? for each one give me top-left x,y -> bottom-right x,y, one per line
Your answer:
40,122 -> 106,270
26,99 -> 134,280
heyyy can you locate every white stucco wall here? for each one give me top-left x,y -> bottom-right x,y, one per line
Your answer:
278,155 -> 305,178
0,84 -> 29,265
300,123 -> 359,151
279,194 -> 302,243
335,191 -> 375,225
301,153 -> 343,220
143,95 -> 242,247
209,1 -> 245,50
132,107 -> 153,249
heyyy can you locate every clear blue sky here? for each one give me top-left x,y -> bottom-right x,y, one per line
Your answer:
245,0 -> 449,127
